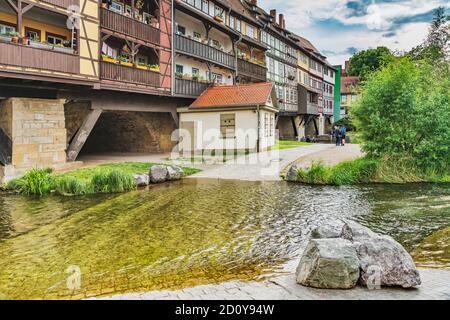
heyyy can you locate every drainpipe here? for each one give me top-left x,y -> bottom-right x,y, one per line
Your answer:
234,34 -> 243,84
256,104 -> 260,152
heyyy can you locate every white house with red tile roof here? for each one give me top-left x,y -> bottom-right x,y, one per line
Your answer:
177,83 -> 278,152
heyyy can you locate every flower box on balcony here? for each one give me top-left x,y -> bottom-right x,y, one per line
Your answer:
0,34 -> 12,43
102,55 -> 118,64
28,41 -> 54,50
120,61 -> 133,67
214,15 -> 224,23
53,46 -> 74,54
148,65 -> 160,72
135,64 -> 148,70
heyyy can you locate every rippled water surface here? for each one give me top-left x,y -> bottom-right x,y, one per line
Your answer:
0,179 -> 448,299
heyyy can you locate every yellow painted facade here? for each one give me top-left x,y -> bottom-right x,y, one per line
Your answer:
0,12 -> 71,40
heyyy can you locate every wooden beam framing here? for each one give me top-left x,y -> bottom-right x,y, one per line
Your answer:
67,109 -> 103,161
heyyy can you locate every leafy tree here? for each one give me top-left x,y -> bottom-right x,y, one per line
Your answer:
409,7 -> 449,61
351,58 -> 450,173
347,47 -> 394,80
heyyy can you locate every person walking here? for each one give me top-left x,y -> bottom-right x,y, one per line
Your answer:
335,126 -> 342,146
341,125 -> 347,146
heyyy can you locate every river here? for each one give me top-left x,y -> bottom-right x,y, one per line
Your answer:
0,179 -> 448,299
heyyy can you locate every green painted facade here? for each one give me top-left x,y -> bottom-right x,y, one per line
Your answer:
333,65 -> 342,121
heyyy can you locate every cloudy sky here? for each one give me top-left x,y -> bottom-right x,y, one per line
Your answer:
258,0 -> 450,66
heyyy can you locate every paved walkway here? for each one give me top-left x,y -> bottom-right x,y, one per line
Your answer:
93,268 -> 450,300
291,144 -> 363,169
189,144 -> 334,181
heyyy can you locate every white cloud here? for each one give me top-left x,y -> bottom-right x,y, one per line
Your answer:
257,0 -> 447,65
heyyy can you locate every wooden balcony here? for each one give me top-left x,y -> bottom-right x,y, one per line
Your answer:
100,62 -> 160,88
0,42 -> 79,74
174,78 -> 210,97
41,0 -> 79,8
237,58 -> 267,81
175,34 -> 235,70
100,8 -> 160,45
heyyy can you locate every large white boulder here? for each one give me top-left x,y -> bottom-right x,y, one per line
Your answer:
296,238 -> 360,289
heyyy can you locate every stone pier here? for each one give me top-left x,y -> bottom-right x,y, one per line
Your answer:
0,98 -> 67,181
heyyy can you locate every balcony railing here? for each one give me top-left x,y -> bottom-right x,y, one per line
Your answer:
100,62 -> 160,87
41,0 -> 79,8
237,58 -> 267,81
175,34 -> 235,70
101,8 -> 160,45
0,42 -> 79,74
298,102 -> 319,115
175,78 -> 210,97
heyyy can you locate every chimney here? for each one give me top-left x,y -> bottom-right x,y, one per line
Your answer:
345,60 -> 349,72
279,13 -> 285,29
270,9 -> 276,19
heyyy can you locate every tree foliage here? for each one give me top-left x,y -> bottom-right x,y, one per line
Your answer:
408,7 -> 449,61
347,47 -> 394,80
351,58 -> 450,173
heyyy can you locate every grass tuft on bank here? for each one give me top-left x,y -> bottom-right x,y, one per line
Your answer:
5,162 -> 201,196
269,140 -> 314,150
295,157 -> 449,186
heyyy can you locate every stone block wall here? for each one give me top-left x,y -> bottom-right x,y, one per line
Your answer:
82,111 -> 176,154
0,98 -> 67,177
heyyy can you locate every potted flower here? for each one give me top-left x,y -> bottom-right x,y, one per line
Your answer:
183,73 -> 192,81
9,32 -> 21,44
214,14 -> 224,23
118,55 -> 133,67
102,54 -> 118,63
148,64 -> 160,72
135,62 -> 148,70
175,72 -> 183,79
192,74 -> 200,82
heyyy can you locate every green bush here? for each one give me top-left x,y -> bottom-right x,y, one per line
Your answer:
7,168 -> 53,196
91,170 -> 136,193
351,58 -> 450,174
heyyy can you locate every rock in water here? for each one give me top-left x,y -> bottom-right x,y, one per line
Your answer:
166,166 -> 184,181
134,174 -> 149,186
311,220 -> 346,239
285,165 -> 299,182
342,221 -> 421,288
149,165 -> 168,183
296,238 -> 360,289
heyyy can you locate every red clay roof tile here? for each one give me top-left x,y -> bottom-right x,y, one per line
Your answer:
190,82 -> 274,108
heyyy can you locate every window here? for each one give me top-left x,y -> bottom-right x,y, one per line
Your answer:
246,25 -> 254,38
192,67 -> 199,75
193,31 -> 201,41
264,113 -> 269,137
110,1 -> 123,13
202,0 -> 208,13
212,39 -> 220,48
235,19 -> 241,32
176,64 -> 184,74
177,25 -> 186,35
270,114 -> 274,136
102,42 -> 117,57
136,55 -> 147,65
125,5 -> 132,16
194,0 -> 202,9
220,114 -> 235,138
25,28 -> 40,42
341,95 -> 347,103
46,33 -> 65,45
229,16 -> 235,29
0,23 -> 15,35
214,5 -> 222,17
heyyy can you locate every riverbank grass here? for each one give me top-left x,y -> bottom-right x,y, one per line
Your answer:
294,157 -> 449,185
5,163 -> 201,196
269,140 -> 313,150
